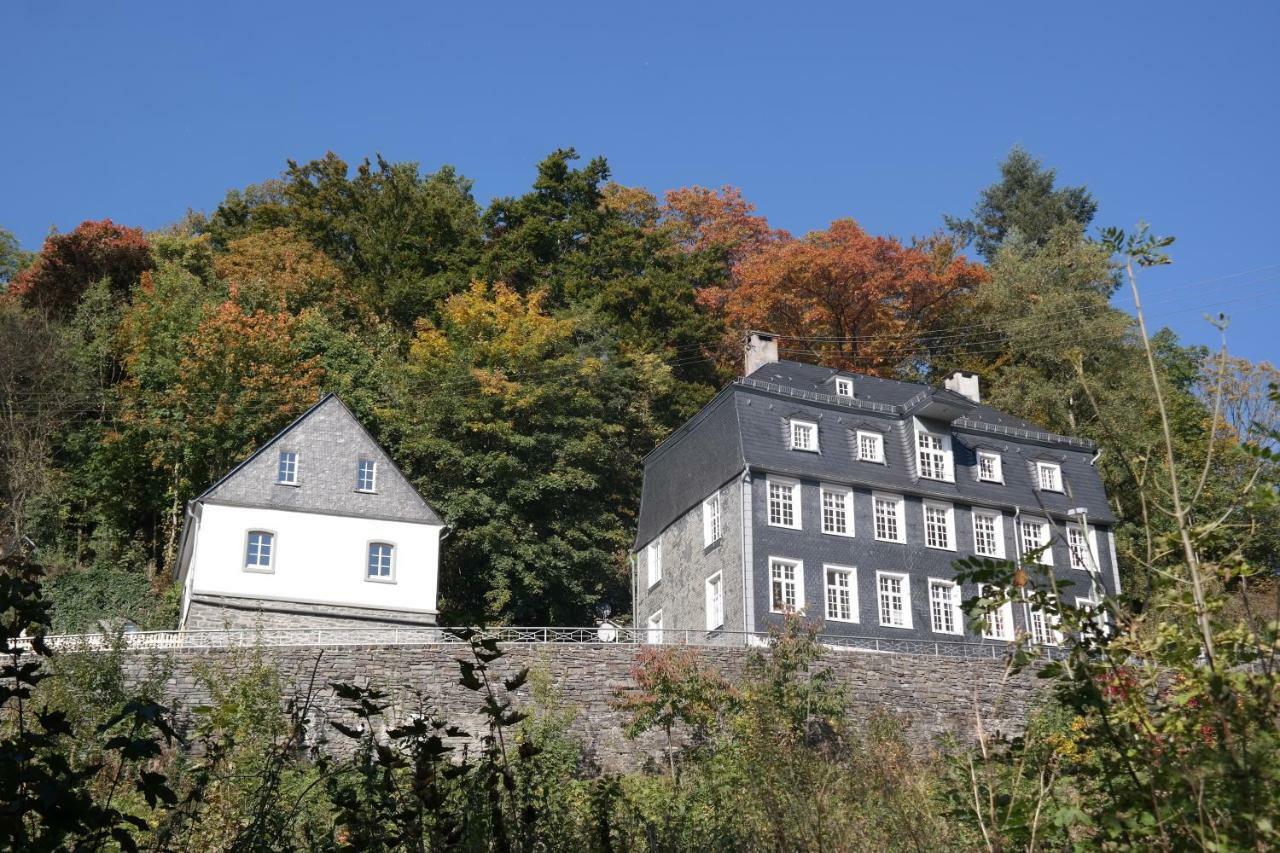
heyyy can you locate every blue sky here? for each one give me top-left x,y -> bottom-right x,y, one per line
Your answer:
3,1 -> 1277,363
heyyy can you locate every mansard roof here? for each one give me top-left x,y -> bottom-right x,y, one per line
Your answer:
634,360 -> 1114,549
196,394 -> 443,526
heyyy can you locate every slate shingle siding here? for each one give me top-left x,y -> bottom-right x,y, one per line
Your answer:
635,360 -> 1119,644
635,478 -> 744,643
200,395 -> 440,525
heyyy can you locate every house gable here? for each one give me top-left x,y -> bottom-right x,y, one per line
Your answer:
198,394 -> 442,526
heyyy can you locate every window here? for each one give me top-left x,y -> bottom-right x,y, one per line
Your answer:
705,572 -> 724,630
834,377 -> 854,397
790,419 -> 818,452
1075,596 -> 1111,633
873,493 -> 905,543
769,557 -> 804,613
923,501 -> 955,550
367,542 -> 394,581
356,459 -> 377,492
916,430 -> 952,481
702,492 -> 722,547
277,451 -> 298,484
973,510 -> 1005,558
977,451 -> 1003,483
1029,602 -> 1061,646
929,579 -> 962,635
981,586 -> 1015,641
877,571 -> 912,628
1068,525 -> 1097,571
647,610 -> 664,644
646,539 -> 662,588
820,485 -> 853,536
824,565 -> 857,623
856,430 -> 884,463
767,477 -> 801,529
244,531 -> 274,571
1037,461 -> 1063,492
1020,519 -> 1053,565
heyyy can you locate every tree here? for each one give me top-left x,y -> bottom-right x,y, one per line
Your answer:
0,226 -> 32,286
389,281 -> 672,623
721,218 -> 985,374
213,227 -> 354,315
946,146 -> 1098,262
206,153 -> 484,325
6,219 -> 154,314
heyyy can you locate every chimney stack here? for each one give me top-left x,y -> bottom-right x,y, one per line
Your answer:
744,331 -> 779,377
944,371 -> 981,403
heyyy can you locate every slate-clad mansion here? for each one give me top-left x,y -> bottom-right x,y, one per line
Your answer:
632,333 -> 1119,647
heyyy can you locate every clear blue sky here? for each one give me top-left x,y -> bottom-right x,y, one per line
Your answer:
3,1 -> 1277,363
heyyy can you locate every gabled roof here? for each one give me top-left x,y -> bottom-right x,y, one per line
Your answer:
195,393 -> 442,525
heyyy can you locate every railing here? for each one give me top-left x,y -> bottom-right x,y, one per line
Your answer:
9,626 -> 1065,660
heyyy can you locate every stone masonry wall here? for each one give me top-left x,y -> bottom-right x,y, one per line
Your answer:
184,594 -> 438,630
121,643 -> 1039,774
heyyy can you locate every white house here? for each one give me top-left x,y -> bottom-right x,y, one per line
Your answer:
173,394 -> 444,630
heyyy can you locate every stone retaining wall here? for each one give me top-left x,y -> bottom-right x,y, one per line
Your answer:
121,644 -> 1039,774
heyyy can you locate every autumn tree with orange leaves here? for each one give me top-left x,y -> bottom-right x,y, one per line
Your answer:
723,219 -> 985,374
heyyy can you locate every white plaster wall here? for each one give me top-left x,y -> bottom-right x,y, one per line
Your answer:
188,504 -> 440,614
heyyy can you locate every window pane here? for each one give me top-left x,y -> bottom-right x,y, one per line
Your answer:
925,504 -> 950,549
367,543 -> 393,578
822,488 -> 849,535
277,451 -> 297,483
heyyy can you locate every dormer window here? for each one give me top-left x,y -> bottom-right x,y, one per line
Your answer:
916,429 -> 952,482
277,451 -> 298,485
357,459 -> 377,493
978,451 -> 1003,483
834,377 -> 853,398
790,419 -> 818,452
1037,461 -> 1063,492
856,430 -> 884,463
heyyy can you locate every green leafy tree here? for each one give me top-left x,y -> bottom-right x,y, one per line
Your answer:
946,146 -> 1097,262
389,281 -> 671,623
0,226 -> 32,285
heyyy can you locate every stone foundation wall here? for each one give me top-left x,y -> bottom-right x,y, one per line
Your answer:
121,643 -> 1038,774
183,594 -> 438,630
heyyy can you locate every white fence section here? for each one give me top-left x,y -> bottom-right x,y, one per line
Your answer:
9,626 -> 1061,660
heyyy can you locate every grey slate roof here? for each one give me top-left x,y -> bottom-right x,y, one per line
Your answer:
634,360 -> 1115,548
196,394 -> 443,526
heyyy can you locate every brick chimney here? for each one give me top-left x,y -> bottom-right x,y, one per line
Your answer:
944,371 -> 981,403
744,331 -> 779,377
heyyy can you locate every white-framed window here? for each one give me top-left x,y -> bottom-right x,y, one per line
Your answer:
356,459 -> 377,492
928,578 -> 962,635
972,510 -> 1005,558
856,430 -> 884,463
244,530 -> 275,572
1037,461 -> 1063,492
873,492 -> 905,543
877,571 -> 912,628
277,450 -> 298,484
820,484 -> 854,537
705,572 -> 724,630
1020,519 -> 1053,566
646,538 -> 662,587
977,451 -> 1003,483
1067,525 -> 1098,572
702,492 -> 722,547
923,501 -> 955,551
647,610 -> 664,644
790,419 -> 819,452
1029,602 -> 1061,646
916,428 -> 953,481
834,377 -> 854,397
767,477 -> 801,529
981,585 -> 1015,641
367,541 -> 395,581
824,565 -> 858,623
769,557 -> 804,613
1075,595 -> 1111,633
